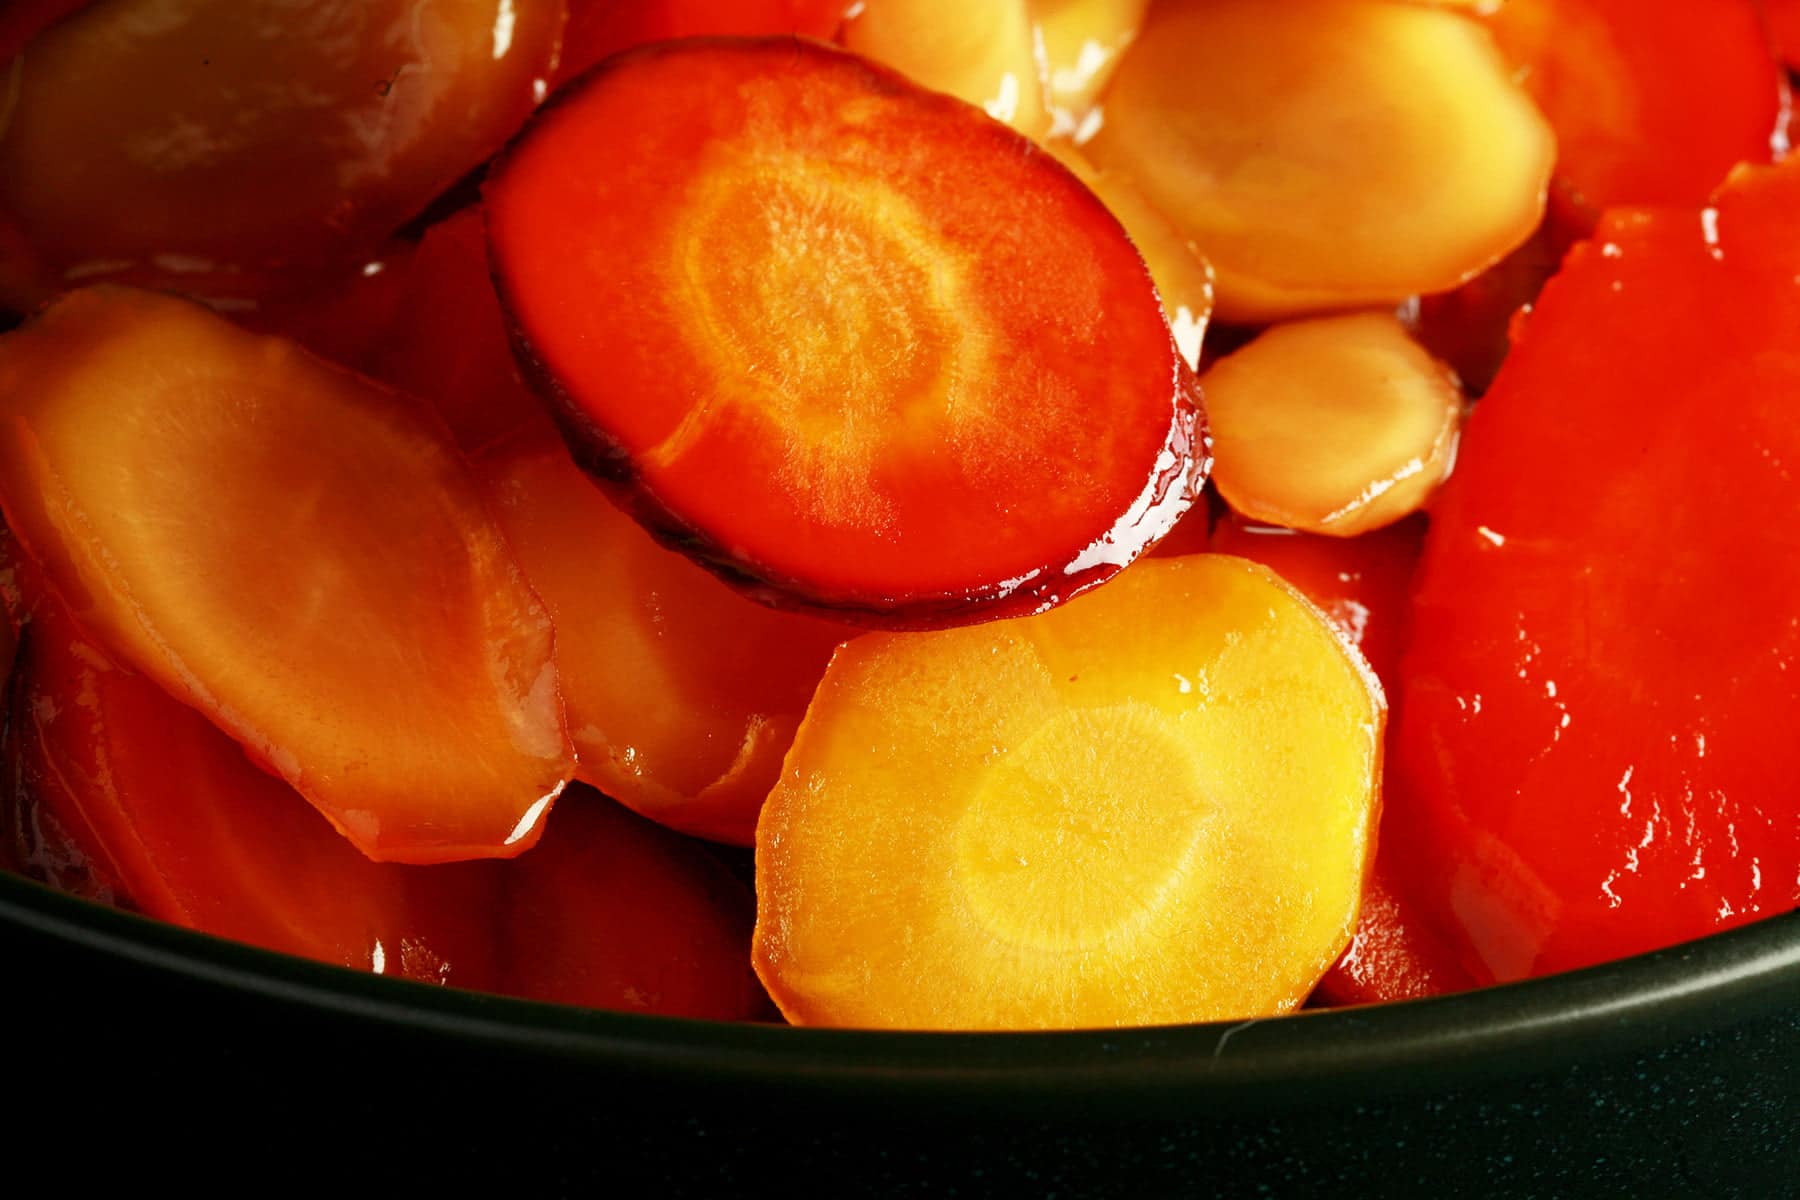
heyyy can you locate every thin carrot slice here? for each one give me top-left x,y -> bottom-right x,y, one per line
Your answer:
1487,0 -> 1789,219
0,0 -> 562,293
754,556 -> 1383,1030
476,431 -> 850,845
1086,0 -> 1554,321
1201,312 -> 1465,537
0,287 -> 575,864
3,604 -> 502,985
841,0 -> 1051,138
496,788 -> 769,1019
487,38 -> 1203,625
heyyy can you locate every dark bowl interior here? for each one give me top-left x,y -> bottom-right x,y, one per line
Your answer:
5,866 -> 1794,1192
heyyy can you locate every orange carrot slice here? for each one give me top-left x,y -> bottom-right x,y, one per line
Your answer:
1086,0 -> 1554,321
754,556 -> 1383,1030
0,287 -> 574,864
476,431 -> 850,845
487,38 -> 1204,625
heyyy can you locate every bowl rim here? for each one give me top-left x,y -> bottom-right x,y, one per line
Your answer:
4,869 -> 1795,1119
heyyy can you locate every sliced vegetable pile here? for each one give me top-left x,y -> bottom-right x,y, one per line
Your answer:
0,0 -> 1795,1029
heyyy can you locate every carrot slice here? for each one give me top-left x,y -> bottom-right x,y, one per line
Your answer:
0,287 -> 575,864
841,0 -> 1051,138
1487,0 -> 1789,219
1388,161 -> 1800,983
754,555 -> 1382,1030
1086,0 -> 1554,321
0,0 -> 562,293
1201,312 -> 1465,537
496,789 -> 769,1019
475,431 -> 850,845
3,603 -> 502,984
487,38 -> 1204,625
3,608 -> 767,1017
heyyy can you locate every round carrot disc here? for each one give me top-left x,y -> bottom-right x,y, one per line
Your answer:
486,37 -> 1204,626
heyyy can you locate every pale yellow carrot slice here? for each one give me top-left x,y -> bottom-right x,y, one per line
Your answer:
1032,0 -> 1150,135
842,0 -> 1051,138
0,287 -> 575,864
754,555 -> 1383,1030
1201,311 -> 1465,537
1086,0 -> 1554,321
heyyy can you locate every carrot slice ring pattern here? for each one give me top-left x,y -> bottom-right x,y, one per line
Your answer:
486,37 -> 1205,626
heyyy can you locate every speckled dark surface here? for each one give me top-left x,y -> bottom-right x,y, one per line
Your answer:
6,873 -> 1794,1194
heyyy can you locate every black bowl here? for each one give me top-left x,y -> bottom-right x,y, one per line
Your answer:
3,867 -> 1794,1194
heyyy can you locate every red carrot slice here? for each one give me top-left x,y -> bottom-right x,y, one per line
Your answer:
487,38 -> 1204,625
495,789 -> 770,1020
1387,162 -> 1800,984
1488,0 -> 1789,219
3,604 -> 502,985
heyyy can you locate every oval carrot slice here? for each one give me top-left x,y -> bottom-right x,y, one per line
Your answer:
1200,311 -> 1465,537
486,38 -> 1204,626
0,286 -> 575,864
754,556 -> 1383,1030
1086,0 -> 1554,321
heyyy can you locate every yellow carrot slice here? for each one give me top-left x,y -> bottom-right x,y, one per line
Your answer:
754,556 -> 1383,1030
